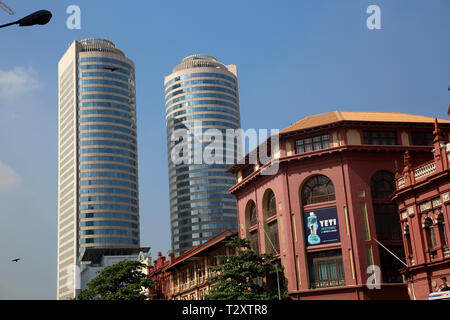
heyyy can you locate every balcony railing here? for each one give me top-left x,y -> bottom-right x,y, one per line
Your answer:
310,279 -> 346,289
414,162 -> 436,180
444,248 -> 450,258
397,161 -> 438,189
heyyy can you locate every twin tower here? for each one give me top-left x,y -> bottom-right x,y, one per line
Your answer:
57,39 -> 241,299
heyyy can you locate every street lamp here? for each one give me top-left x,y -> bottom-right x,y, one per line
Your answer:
0,10 -> 52,29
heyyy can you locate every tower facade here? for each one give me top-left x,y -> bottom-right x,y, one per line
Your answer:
164,55 -> 241,256
57,38 -> 139,299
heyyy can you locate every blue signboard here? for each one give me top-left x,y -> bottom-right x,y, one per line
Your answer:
303,207 -> 340,247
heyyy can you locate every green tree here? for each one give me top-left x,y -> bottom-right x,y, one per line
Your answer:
205,237 -> 289,300
77,260 -> 155,300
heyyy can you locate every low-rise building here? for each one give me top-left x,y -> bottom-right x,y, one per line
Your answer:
392,120 -> 450,299
148,230 -> 237,300
79,247 -> 150,294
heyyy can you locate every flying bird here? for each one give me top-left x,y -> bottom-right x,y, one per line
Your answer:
0,1 -> 14,15
11,258 -> 20,263
103,66 -> 118,72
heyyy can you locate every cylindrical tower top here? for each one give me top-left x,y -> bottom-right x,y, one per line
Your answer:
78,38 -> 125,57
173,54 -> 229,72
182,54 -> 218,62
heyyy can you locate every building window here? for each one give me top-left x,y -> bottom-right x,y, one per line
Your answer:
262,189 -> 280,255
378,245 -> 405,283
373,204 -> 402,241
371,171 -> 396,200
295,134 -> 330,154
264,190 -> 277,218
370,170 -> 405,283
437,214 -> 448,247
246,200 -> 260,253
266,221 -> 280,255
360,202 -> 371,241
412,131 -> 434,146
424,217 -> 437,250
404,224 -> 413,258
301,175 -> 335,205
363,131 -> 397,145
246,201 -> 258,228
242,165 -> 255,179
370,171 -> 402,240
308,250 -> 345,289
189,268 -> 195,285
249,230 -> 260,253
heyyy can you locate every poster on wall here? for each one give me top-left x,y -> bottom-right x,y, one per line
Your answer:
303,207 -> 340,247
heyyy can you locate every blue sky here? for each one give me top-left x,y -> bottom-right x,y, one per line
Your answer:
0,0 -> 448,299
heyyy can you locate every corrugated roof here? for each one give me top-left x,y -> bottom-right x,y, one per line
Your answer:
281,111 -> 450,135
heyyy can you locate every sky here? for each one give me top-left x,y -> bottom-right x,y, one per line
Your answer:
0,0 -> 448,299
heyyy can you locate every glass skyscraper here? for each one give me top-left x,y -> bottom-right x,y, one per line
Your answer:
57,38 -> 139,299
164,55 -> 241,257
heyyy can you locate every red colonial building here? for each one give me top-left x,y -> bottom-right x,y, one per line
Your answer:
392,120 -> 450,300
148,230 -> 237,300
228,111 -> 450,300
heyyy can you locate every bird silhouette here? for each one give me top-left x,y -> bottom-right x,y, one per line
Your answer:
104,67 -> 118,72
0,1 -> 14,15
11,258 -> 20,262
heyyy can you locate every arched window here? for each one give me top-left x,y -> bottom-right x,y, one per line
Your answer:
301,175 -> 335,205
245,200 -> 259,253
370,171 -> 396,200
246,201 -> 258,228
424,217 -> 437,250
370,171 -> 401,240
263,189 -> 279,255
370,170 -> 404,283
437,214 -> 448,247
266,190 -> 277,218
404,224 -> 413,258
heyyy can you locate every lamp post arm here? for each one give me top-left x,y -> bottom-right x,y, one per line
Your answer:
0,20 -> 17,28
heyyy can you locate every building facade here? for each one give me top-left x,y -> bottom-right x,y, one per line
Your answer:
392,120 -> 450,299
228,111 -> 450,300
57,38 -> 139,299
164,55 -> 241,257
148,230 -> 237,300
80,247 -> 150,291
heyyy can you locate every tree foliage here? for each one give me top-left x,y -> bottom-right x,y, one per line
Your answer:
205,237 -> 289,300
76,260 -> 155,300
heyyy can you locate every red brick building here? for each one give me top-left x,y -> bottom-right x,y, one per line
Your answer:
392,120 -> 450,300
228,111 -> 450,300
148,230 -> 237,300
148,251 -> 173,300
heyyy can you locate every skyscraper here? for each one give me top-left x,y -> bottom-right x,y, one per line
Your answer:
164,55 -> 241,257
57,38 -> 139,300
